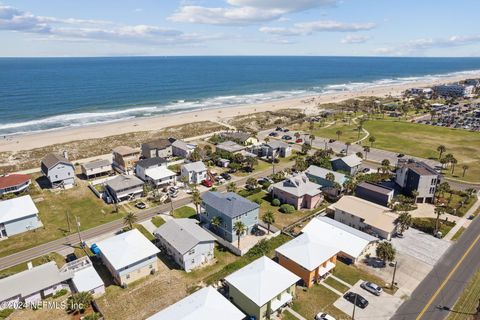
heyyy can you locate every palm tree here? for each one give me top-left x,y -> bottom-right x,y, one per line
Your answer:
363,146 -> 370,160
462,164 -> 469,177
335,130 -> 342,140
368,135 -> 376,147
192,189 -> 202,217
210,216 -> 222,235
357,124 -> 363,139
227,182 -> 237,193
381,159 -> 391,173
301,142 -> 312,155
233,221 -> 246,248
123,212 -> 137,230
434,206 -> 446,235
396,212 -> 412,235
262,210 -> 276,234
345,141 -> 351,155
437,145 -> 446,160
376,241 -> 396,262
450,157 -> 458,175
246,177 -> 258,190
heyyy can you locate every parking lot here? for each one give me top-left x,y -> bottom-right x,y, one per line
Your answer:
333,280 -> 404,320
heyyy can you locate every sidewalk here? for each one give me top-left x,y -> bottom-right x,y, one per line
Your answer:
444,191 -> 480,241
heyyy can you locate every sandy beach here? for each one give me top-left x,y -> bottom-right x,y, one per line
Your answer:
1,72 -> 479,153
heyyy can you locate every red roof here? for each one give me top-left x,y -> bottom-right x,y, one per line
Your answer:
0,174 -> 31,189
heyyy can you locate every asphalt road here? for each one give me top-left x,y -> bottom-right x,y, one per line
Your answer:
392,215 -> 480,320
0,163 -> 290,270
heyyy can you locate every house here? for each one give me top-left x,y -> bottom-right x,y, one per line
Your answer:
105,175 -> 144,202
201,191 -> 259,243
0,195 -> 42,239
80,159 -> 112,179
171,139 -> 196,159
270,173 -> 323,210
276,233 -> 338,288
331,154 -> 362,175
141,138 -> 173,159
112,146 -> 140,174
147,286 -> 245,320
153,219 -> 216,272
40,153 -> 75,188
220,131 -> 259,146
215,141 -> 245,154
355,181 -> 394,207
180,161 -> 207,184
305,165 -> 347,188
0,262 -> 71,309
254,141 -> 292,158
60,256 -> 105,297
0,174 -> 31,196
433,84 -> 471,97
328,196 -> 397,240
302,216 -> 377,264
225,256 -> 300,320
135,157 -> 173,186
95,229 -> 160,286
396,159 -> 439,203
218,158 -> 231,168
136,157 -> 167,179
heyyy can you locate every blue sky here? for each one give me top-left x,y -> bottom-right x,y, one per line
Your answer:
1,0 -> 480,57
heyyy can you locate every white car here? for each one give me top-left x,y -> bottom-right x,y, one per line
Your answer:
315,312 -> 336,320
360,281 -> 383,296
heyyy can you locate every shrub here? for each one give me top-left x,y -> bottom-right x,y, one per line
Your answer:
271,198 -> 281,206
52,288 -> 68,298
279,204 -> 295,214
0,309 -> 14,319
253,198 -> 263,205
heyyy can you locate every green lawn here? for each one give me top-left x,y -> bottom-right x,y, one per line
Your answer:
332,261 -> 391,290
439,192 -> 477,217
451,227 -> 466,241
134,224 -> 155,241
0,252 -> 65,278
324,276 -> 350,293
362,120 -> 480,182
172,206 -> 197,219
447,269 -> 480,320
281,310 -> 298,320
292,284 -> 348,320
151,216 -> 166,228
411,217 -> 456,237
0,184 -> 126,258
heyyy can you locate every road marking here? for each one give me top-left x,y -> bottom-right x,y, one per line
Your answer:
416,233 -> 480,320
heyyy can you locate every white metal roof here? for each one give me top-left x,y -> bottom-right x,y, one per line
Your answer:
72,266 -> 104,293
0,195 -> 39,224
302,216 -> 377,259
275,233 -> 339,271
95,229 -> 160,271
224,256 -> 300,307
147,286 -> 245,320
145,166 -> 176,180
182,161 -> 207,173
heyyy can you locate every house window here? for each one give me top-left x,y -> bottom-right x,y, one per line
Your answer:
191,259 -> 195,264
126,274 -> 130,279
189,248 -> 195,255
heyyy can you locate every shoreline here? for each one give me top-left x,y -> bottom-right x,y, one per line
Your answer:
1,71 -> 479,153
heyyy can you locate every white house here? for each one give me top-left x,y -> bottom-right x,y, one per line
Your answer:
95,229 -> 160,286
144,166 -> 177,187
0,195 -> 42,239
40,153 -> 75,188
105,175 -> 144,203
61,256 -> 105,297
180,161 -> 207,184
135,157 -> 168,181
147,286 -> 245,320
153,219 -> 215,272
80,159 -> 112,179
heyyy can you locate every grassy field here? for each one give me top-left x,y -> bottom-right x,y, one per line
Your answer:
151,215 -> 166,227
411,217 -> 456,237
0,252 -> 65,278
324,276 -> 350,293
172,206 -> 197,219
362,120 -> 480,182
292,284 -> 348,320
439,192 -> 477,217
447,269 -> 480,320
133,224 -> 155,241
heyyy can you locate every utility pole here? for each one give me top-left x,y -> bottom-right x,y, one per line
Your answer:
65,211 -> 71,233
352,294 -> 357,320
391,261 -> 398,288
75,216 -> 83,248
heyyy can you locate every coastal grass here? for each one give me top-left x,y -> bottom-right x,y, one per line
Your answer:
0,252 -> 65,278
172,206 -> 197,219
451,227 -> 466,241
292,284 -> 348,320
281,310 -> 299,320
324,276 -> 350,293
447,269 -> 480,320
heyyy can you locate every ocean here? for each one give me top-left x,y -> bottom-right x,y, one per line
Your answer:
1,56 -> 480,136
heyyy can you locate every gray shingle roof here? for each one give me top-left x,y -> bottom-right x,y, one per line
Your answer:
137,157 -> 167,169
202,192 -> 259,218
306,165 -> 347,185
271,173 -> 322,197
265,140 -> 289,149
216,141 -> 245,153
356,181 -> 393,195
82,159 -> 111,170
41,153 -> 72,169
143,138 -> 172,150
220,131 -> 252,143
106,175 -> 144,191
153,219 -> 215,255
332,154 -> 362,168
182,161 -> 207,173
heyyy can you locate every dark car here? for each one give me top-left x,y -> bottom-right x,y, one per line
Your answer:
397,153 -> 405,157
276,127 -> 283,131
135,202 -> 147,209
328,139 -> 336,143
344,292 -> 368,309
269,132 -> 279,137
283,135 -> 292,140
221,172 -> 232,180
283,128 -> 290,132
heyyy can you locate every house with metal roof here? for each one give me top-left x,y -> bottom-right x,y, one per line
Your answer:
112,146 -> 140,174
355,181 -> 394,207
0,195 -> 42,239
270,173 -> 323,210
331,154 -> 363,175
95,229 -> 160,286
105,174 -> 144,202
305,165 -> 347,188
215,141 -> 245,154
0,174 -> 31,196
225,256 -> 300,320
141,138 -> 173,159
276,233 -> 338,288
302,216 -> 377,264
201,191 -> 259,243
80,159 -> 112,179
153,219 -> 215,272
40,153 -> 75,188
251,141 -> 292,158
147,286 -> 245,320
135,157 -> 168,181
170,139 -> 197,159
328,196 -> 398,240
180,161 -> 207,184
60,256 -> 105,297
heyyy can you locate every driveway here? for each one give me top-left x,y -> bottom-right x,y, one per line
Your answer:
333,280 -> 404,320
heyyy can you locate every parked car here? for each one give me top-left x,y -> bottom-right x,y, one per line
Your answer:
202,179 -> 213,187
216,176 -> 226,184
269,132 -> 279,137
295,138 -> 303,143
360,281 -> 383,296
135,202 -> 147,209
276,127 -> 283,131
169,186 -> 180,193
315,313 -> 336,320
283,135 -> 292,140
367,257 -> 386,268
228,168 -> 237,174
221,172 -> 232,180
344,292 -> 368,309
283,128 -> 290,132
397,153 -> 405,157
328,139 -> 336,143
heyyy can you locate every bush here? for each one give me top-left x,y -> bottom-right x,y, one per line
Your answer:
253,198 -> 263,205
52,288 -> 68,298
271,198 -> 281,206
279,204 -> 295,214
0,308 -> 14,319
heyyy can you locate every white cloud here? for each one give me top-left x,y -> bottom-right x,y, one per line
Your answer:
341,34 -> 370,44
260,20 -> 375,36
226,0 -> 338,12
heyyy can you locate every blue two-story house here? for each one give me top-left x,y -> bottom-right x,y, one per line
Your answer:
201,191 -> 260,243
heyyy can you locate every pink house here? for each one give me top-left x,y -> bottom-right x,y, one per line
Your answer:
270,174 -> 323,209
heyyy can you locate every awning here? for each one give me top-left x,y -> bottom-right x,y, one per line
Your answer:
318,261 -> 336,277
270,292 -> 293,312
